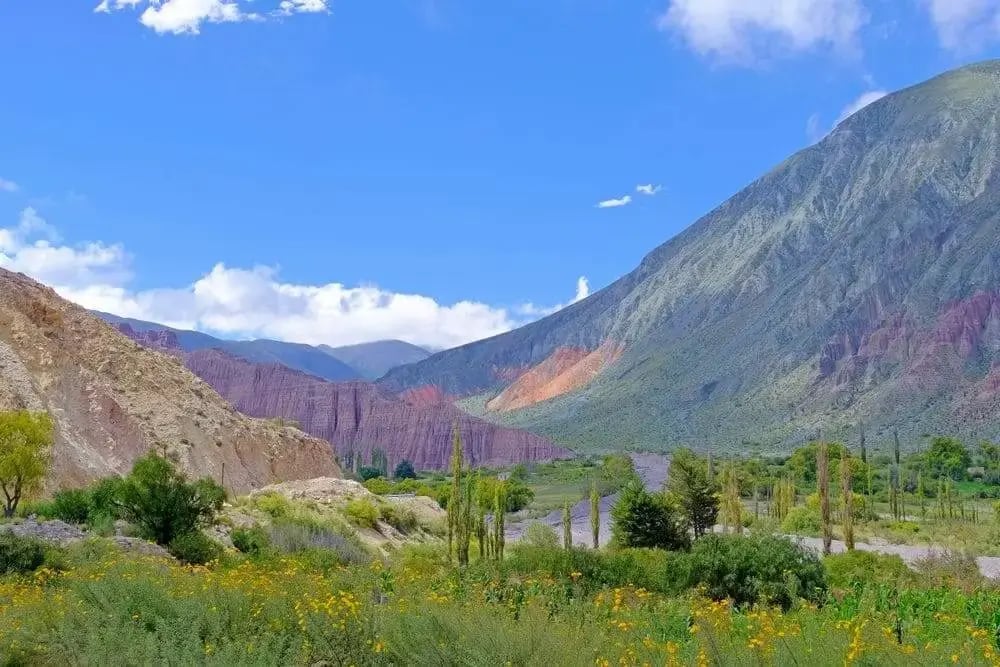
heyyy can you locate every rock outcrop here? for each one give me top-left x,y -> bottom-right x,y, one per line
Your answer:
179,348 -> 568,471
0,269 -> 341,493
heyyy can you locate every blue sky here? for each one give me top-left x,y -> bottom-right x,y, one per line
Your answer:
1,0 -> 999,348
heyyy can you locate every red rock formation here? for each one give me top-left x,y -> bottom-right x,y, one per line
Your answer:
181,349 -> 569,471
487,341 -> 623,413
398,384 -> 455,407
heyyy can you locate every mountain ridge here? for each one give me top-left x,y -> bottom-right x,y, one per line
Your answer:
381,60 -> 1000,452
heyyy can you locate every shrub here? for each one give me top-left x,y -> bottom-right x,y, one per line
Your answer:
685,534 -> 827,609
168,531 -> 222,565
358,466 -> 383,481
230,526 -> 270,556
0,532 -> 45,574
345,498 -> 379,529
379,504 -> 418,533
611,481 -> 689,551
912,552 -> 984,591
393,460 -> 417,480
88,477 -> 127,520
266,520 -> 369,565
523,522 -> 559,549
363,478 -> 392,495
781,506 -> 821,534
118,454 -> 226,546
253,492 -> 291,518
824,551 -> 914,589
51,488 -> 92,524
476,477 -> 534,512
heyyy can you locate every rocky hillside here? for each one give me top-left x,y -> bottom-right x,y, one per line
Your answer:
319,340 -> 431,380
382,61 -> 1000,452
0,270 -> 341,492
115,327 -> 568,470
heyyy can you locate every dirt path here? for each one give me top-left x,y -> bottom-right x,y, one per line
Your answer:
507,452 -> 670,547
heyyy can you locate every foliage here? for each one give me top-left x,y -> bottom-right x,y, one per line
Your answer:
266,520 -> 369,565
0,532 -> 45,575
230,527 -> 271,556
780,506 -> 821,534
51,489 -> 92,525
824,551 -> 914,589
168,531 -> 222,565
253,492 -> 292,518
611,480 -> 689,551
345,498 -> 380,529
924,437 -> 971,481
685,534 -> 827,610
666,449 -> 718,538
523,522 -> 559,549
393,460 -> 416,480
363,477 -> 392,495
379,504 -> 418,533
0,411 -> 54,518
358,466 -> 383,482
89,477 -> 127,522
475,476 -> 534,512
118,453 -> 226,546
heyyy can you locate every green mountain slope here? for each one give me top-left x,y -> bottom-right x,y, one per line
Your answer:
382,61 -> 1000,452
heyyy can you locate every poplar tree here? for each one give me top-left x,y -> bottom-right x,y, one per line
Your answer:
590,481 -> 600,549
840,453 -> 854,550
817,442 -> 832,555
492,482 -> 507,561
447,422 -> 464,564
562,502 -> 572,549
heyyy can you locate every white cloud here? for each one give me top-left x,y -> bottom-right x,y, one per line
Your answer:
277,0 -> 329,15
97,0 -> 328,34
0,178 -> 18,193
517,276 -> 591,318
659,0 -> 867,63
635,184 -> 661,196
923,0 -> 1000,51
596,195 -> 632,209
806,89 -> 888,142
0,212 -> 580,350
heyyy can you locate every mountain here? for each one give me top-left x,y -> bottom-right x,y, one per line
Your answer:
114,325 -> 569,470
381,61 -> 1000,452
95,313 -> 431,381
320,340 -> 431,380
0,270 -> 340,492
95,313 -> 361,381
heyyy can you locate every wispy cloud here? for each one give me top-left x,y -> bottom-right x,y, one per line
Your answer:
807,89 -> 888,142
596,195 -> 632,209
659,0 -> 867,64
517,276 -> 591,317
95,0 -> 329,34
922,0 -> 1000,51
635,184 -> 661,196
0,178 -> 18,193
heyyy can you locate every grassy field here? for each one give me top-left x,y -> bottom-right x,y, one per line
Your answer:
3,539 -> 1000,665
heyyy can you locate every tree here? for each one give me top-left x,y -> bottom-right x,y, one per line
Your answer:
491,481 -> 507,561
611,480 -> 689,551
667,449 -> 718,539
358,466 -> 383,482
393,460 -> 417,480
720,462 -> 742,534
924,437 -> 970,481
447,423 -> 472,566
840,453 -> 854,551
817,442 -> 832,556
590,481 -> 600,549
0,411 -> 53,518
475,476 -> 533,512
562,502 -> 572,549
118,453 -> 225,545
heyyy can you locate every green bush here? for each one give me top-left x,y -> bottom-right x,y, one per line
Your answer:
253,492 -> 291,518
358,466 -> 383,482
168,531 -> 222,565
379,504 -> 418,533
51,488 -> 92,524
230,526 -> 270,556
824,551 -> 913,589
363,478 -> 392,495
0,532 -> 45,574
88,477 -> 127,521
780,506 -> 821,534
266,520 -> 369,565
345,498 -> 379,529
523,522 -> 559,549
393,460 -> 417,480
611,481 -> 689,551
685,534 -> 826,610
118,454 -> 226,546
